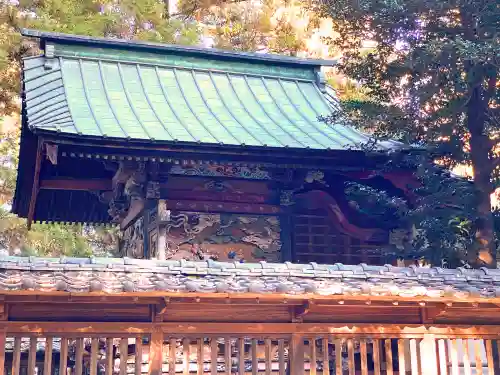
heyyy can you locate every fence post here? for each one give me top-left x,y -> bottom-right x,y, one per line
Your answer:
0,330 -> 5,375
149,328 -> 164,375
290,334 -> 305,375
420,334 -> 438,375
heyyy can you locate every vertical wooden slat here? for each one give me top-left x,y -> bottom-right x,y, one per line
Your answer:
12,337 -> 21,375
384,340 -> 393,375
290,335 -> 305,375
397,339 -> 406,375
360,340 -> 368,375
278,340 -> 285,375
409,339 -> 418,375
60,337 -> 69,375
310,339 -> 316,375
252,340 -> 258,375
485,340 -> 495,375
322,337 -> 329,375
44,337 -> 53,375
106,338 -> 114,375
211,338 -> 218,375
420,335 -> 437,375
265,339 -> 272,375
149,332 -> 164,375
372,340 -> 381,375
225,338 -> 232,375
136,337 -> 143,375
347,339 -> 355,375
184,338 -> 191,375
450,339 -> 459,375
169,338 -> 177,375
75,338 -> 84,375
462,340 -> 472,375
238,338 -> 245,375
197,338 -> 204,375
335,340 -> 342,375
437,340 -> 447,375
497,340 -> 500,374
0,331 -> 5,375
474,340 -> 483,375
28,337 -> 37,375
123,338 -> 131,375
90,338 -> 98,375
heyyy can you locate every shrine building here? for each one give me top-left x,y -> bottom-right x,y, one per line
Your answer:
1,29 -> 499,375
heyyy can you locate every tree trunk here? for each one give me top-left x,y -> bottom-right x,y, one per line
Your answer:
468,83 -> 496,268
460,7 -> 497,269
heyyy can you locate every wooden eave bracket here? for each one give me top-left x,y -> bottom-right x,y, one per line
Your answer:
151,297 -> 170,322
291,300 -> 312,323
420,303 -> 449,323
0,297 -> 7,321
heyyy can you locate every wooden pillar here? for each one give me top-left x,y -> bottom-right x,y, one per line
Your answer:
149,330 -> 164,375
143,203 -> 150,259
420,335 -> 438,375
0,331 -> 5,375
290,334 -> 305,375
157,199 -> 168,260
278,187 -> 295,262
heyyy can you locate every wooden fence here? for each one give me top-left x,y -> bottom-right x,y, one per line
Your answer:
0,323 -> 499,375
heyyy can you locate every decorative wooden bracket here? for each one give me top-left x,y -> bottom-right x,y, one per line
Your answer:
291,301 -> 312,323
151,297 -> 170,322
27,138 -> 44,229
420,303 -> 449,323
0,298 -> 7,321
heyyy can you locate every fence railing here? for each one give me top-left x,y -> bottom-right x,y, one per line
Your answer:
0,323 -> 498,375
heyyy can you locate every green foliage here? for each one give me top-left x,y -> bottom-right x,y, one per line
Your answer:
177,0 -> 317,55
0,119 -> 119,257
0,0 -> 201,116
0,0 -> 197,256
342,152 -> 481,267
313,0 -> 500,266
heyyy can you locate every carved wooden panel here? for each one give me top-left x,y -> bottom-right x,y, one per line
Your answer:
121,217 -> 145,258
157,211 -> 281,262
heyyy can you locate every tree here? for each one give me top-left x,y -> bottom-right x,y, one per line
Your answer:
0,0 -> 201,117
0,0 -> 202,256
177,0 -> 317,55
311,0 -> 500,267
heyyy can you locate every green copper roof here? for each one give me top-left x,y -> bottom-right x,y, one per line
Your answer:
22,31 -> 400,150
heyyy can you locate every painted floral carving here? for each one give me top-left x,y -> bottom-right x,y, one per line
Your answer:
162,212 -> 281,262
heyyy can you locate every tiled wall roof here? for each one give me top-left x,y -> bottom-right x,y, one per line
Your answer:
0,257 -> 498,300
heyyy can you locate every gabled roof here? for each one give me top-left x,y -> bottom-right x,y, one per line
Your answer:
21,29 -> 404,151
1,256 -> 498,301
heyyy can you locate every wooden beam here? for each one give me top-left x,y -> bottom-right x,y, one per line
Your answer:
27,138 -> 43,229
39,179 -> 112,191
3,290 -> 500,307
4,322 -> 500,337
166,199 -> 281,215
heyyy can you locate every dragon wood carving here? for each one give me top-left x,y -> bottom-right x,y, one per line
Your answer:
155,212 -> 281,262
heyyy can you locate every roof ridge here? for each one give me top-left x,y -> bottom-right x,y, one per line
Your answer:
21,29 -> 337,67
